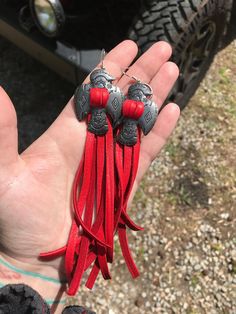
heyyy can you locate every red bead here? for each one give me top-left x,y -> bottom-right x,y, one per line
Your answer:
122,100 -> 144,120
90,88 -> 109,108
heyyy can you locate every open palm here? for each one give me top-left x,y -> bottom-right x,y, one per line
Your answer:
0,40 -> 180,275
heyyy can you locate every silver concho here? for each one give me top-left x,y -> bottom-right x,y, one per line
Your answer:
118,83 -> 158,146
117,119 -> 139,147
74,69 -> 124,135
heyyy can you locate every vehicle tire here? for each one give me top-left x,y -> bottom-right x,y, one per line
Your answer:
128,0 -> 233,109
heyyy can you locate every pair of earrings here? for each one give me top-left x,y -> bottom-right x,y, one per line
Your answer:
69,63 -> 159,291
74,64 -> 158,146
39,58 -> 159,297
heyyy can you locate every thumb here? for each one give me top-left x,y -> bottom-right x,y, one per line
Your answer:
0,87 -> 18,166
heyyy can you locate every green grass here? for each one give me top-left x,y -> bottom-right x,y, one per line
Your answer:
190,275 -> 199,288
210,243 -> 223,252
165,142 -> 179,158
218,67 -> 231,85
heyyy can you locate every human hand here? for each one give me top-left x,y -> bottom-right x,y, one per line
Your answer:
0,40 -> 180,309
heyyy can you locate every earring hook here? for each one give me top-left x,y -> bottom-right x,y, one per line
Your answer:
101,49 -> 106,70
122,69 -> 141,83
122,68 -> 153,98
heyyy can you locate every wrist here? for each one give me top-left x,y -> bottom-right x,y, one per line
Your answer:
0,253 -> 67,312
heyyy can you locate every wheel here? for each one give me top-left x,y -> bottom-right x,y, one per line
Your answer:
128,0 -> 233,109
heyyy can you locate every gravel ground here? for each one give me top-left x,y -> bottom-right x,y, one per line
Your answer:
0,36 -> 235,314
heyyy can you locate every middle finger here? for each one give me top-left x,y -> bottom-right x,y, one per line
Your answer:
117,41 -> 172,93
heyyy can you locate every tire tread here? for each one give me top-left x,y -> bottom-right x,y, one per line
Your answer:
128,0 -> 232,108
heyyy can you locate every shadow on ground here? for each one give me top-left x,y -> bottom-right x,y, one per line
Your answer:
0,37 -> 74,152
171,143 -> 209,209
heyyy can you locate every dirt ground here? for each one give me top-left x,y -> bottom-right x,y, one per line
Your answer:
0,35 -> 235,314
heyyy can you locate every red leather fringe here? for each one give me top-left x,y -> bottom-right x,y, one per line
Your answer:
40,115 -> 115,296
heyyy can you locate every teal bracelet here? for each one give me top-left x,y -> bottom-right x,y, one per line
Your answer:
44,298 -> 67,306
0,257 -> 67,284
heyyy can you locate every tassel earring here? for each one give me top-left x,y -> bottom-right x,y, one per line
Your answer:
114,76 -> 158,278
40,51 -> 124,296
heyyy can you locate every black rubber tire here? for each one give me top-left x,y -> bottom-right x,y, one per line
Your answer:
128,0 -> 233,109
0,284 -> 50,314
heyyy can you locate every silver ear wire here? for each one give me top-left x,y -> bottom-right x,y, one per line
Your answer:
143,83 -> 153,97
122,70 -> 141,83
101,49 -> 106,70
